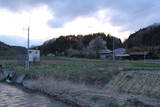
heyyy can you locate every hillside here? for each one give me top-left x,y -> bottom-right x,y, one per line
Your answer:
124,24 -> 160,49
39,33 -> 123,56
0,41 -> 27,56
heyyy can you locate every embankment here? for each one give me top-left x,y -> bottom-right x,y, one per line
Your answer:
105,72 -> 160,99
1,71 -> 160,107
23,73 -> 160,107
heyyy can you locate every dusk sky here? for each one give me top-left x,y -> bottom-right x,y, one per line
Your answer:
0,0 -> 159,47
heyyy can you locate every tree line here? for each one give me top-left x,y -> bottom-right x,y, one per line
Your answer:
124,24 -> 160,58
37,33 -> 122,58
35,24 -> 160,59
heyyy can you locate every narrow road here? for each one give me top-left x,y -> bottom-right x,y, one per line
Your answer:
0,83 -> 71,107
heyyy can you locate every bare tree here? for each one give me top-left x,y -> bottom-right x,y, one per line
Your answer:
88,36 -> 107,51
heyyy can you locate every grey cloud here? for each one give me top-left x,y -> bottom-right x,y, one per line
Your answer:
0,0 -> 53,11
47,0 -> 105,27
105,0 -> 160,31
0,0 -> 160,31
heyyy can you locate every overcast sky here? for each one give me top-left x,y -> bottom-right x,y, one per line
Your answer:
0,0 -> 159,47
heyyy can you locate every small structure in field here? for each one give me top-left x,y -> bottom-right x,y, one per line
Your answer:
98,49 -> 112,59
28,49 -> 40,63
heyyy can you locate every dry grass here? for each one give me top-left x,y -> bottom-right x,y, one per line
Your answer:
23,76 -> 100,107
23,75 -> 160,107
24,76 -> 89,94
105,72 -> 160,99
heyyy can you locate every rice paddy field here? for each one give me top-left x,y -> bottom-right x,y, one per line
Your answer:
3,56 -> 160,75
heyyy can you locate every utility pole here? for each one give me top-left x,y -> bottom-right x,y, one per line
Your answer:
26,26 -> 30,70
112,37 -> 115,60
27,26 -> 30,49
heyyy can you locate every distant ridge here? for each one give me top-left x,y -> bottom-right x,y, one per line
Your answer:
0,41 -> 27,56
124,23 -> 160,48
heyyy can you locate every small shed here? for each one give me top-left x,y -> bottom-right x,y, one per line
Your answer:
28,49 -> 40,63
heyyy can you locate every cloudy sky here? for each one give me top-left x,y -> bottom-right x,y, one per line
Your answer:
0,0 -> 159,47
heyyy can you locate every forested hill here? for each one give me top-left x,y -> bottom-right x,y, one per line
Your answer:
0,41 -> 26,56
39,33 -> 122,55
124,24 -> 160,49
